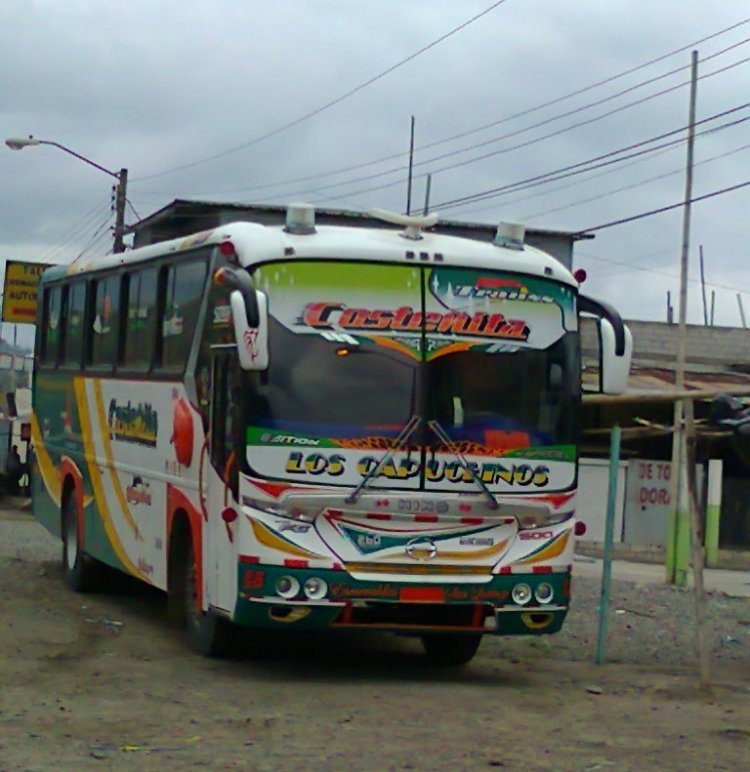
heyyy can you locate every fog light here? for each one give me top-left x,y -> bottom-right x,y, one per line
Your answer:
303,576 -> 328,600
535,582 -> 554,604
511,583 -> 532,605
275,575 -> 300,600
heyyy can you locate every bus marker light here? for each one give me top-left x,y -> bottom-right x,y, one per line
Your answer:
574,521 -> 587,536
303,576 -> 328,600
511,583 -> 532,605
275,575 -> 300,599
221,507 -> 238,524
219,240 -> 237,256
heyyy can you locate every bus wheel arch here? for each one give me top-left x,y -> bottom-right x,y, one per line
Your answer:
166,505 -> 233,657
60,472 -> 96,592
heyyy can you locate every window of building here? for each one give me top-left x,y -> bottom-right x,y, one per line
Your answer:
41,286 -> 63,366
61,282 -> 87,367
88,274 -> 121,368
122,267 -> 158,369
160,259 -> 208,370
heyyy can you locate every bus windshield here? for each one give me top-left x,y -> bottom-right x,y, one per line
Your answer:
243,260 -> 579,493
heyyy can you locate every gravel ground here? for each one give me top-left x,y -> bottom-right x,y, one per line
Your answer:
2,507 -> 748,671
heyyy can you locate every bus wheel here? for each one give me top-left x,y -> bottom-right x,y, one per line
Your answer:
421,633 -> 482,666
61,494 -> 98,592
179,539 -> 233,658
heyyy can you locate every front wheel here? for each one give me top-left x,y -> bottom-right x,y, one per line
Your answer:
173,537 -> 234,657
421,633 -> 482,666
61,494 -> 99,592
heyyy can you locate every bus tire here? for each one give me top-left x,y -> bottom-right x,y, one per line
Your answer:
173,535 -> 233,657
61,494 -> 98,592
421,633 -> 482,666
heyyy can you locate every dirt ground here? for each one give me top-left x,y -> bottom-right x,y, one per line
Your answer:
1,509 -> 749,771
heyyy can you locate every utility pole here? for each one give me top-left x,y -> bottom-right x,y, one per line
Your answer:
113,168 -> 128,254
666,50 -> 698,586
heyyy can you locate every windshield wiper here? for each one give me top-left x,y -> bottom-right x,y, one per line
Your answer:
427,419 -> 499,510
345,414 -> 421,505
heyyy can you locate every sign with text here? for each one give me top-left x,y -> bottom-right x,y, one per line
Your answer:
2,261 -> 55,323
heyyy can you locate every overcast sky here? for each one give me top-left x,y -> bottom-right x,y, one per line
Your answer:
2,0 -> 750,347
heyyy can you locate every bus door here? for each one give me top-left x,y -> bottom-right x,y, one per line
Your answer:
206,349 -> 240,609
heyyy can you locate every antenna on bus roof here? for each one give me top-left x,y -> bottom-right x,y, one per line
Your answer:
367,208 -> 439,241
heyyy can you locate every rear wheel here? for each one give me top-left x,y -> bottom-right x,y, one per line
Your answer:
61,494 -> 98,592
421,633 -> 482,666
170,532 -> 233,657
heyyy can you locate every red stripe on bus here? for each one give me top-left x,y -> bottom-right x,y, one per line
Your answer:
239,555 -> 261,564
532,566 -> 553,574
415,515 -> 438,523
498,566 -> 512,574
367,513 -> 391,520
284,559 -> 309,568
460,517 -> 484,525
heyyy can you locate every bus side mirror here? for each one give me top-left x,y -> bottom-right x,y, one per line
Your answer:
599,318 -> 632,394
213,266 -> 268,371
230,289 -> 269,371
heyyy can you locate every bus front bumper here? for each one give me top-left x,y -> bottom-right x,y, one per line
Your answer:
233,564 -> 569,636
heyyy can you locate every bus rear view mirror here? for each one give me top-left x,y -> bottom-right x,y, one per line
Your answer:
599,317 -> 632,394
230,289 -> 269,371
214,266 -> 268,370
579,294 -> 632,395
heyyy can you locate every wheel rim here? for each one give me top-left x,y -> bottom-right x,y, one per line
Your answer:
65,509 -> 78,571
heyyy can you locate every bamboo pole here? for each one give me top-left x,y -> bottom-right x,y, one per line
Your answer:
583,386 -> 750,406
683,398 -> 712,690
595,425 -> 621,665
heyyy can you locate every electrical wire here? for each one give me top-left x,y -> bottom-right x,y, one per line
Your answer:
292,38 -> 750,204
428,100 -> 750,213
132,0 -> 510,183
518,139 -> 750,221
577,178 -> 750,234
36,199 -> 113,265
138,15 -> 750,199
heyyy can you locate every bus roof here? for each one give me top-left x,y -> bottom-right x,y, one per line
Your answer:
42,216 -> 579,289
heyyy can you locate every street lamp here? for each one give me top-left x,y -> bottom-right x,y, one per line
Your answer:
5,135 -> 128,253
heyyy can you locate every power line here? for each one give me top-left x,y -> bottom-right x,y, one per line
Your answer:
577,177 -> 750,234
293,36 -> 750,203
133,0 -> 509,183
426,102 -> 750,212
311,54 -> 750,207
519,139 -> 750,221
577,248 -> 750,296
36,199 -> 113,265
141,16 -> 750,199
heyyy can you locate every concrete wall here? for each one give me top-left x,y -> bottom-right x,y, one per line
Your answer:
581,317 -> 750,368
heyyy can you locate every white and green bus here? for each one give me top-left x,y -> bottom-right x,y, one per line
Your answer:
32,206 -> 631,665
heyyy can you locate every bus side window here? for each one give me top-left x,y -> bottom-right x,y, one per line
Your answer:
61,282 -> 87,368
122,267 -> 158,370
88,274 -> 121,369
41,286 -> 62,366
160,259 -> 208,371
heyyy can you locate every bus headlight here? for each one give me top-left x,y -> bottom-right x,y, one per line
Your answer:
303,576 -> 328,600
511,583 -> 532,605
275,575 -> 300,600
534,582 -> 554,604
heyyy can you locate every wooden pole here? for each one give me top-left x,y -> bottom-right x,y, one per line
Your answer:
699,245 -> 708,326
667,49 -> 699,586
683,398 -> 712,690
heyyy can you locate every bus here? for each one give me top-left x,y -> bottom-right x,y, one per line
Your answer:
31,205 -> 631,665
